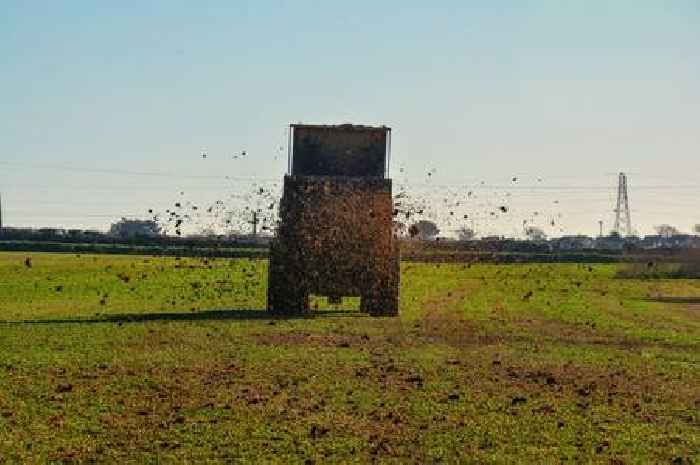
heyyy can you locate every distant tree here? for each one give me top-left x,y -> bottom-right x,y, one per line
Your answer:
457,226 -> 476,241
525,226 -> 547,241
694,224 -> 700,235
655,224 -> 680,238
409,220 -> 440,241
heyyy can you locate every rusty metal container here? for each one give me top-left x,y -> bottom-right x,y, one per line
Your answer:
267,124 -> 399,315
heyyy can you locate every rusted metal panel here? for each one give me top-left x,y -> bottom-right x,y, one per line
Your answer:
274,176 -> 394,296
291,124 -> 389,177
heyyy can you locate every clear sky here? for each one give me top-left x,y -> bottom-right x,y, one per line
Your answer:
2,1 -> 699,237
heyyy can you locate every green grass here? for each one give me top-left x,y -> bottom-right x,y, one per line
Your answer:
0,252 -> 698,464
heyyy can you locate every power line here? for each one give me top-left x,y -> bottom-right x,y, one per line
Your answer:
2,161 -> 699,188
0,161 -> 278,181
5,213 -> 142,218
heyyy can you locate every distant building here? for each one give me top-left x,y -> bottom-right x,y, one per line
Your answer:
83,230 -> 104,239
67,229 -> 84,238
109,218 -> 162,239
0,227 -> 33,239
553,235 -> 596,251
595,235 -> 626,251
640,234 -> 699,250
37,228 -> 66,238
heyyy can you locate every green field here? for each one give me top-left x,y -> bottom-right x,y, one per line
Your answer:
0,252 -> 698,464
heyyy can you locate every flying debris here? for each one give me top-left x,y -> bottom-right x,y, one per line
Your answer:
139,155 -> 573,242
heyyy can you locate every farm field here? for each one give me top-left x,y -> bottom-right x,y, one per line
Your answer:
0,252 -> 698,464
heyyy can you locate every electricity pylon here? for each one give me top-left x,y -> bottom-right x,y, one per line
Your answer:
613,172 -> 633,236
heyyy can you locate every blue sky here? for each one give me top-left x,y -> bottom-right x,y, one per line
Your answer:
1,1 -> 699,236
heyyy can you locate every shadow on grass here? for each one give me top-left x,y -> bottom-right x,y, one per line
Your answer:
1,308 -> 369,325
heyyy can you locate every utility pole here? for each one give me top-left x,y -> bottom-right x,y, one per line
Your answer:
613,172 -> 633,236
0,192 -> 3,231
598,220 -> 603,238
251,210 -> 258,237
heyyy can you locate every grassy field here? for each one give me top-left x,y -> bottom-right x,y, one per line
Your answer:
0,252 -> 698,464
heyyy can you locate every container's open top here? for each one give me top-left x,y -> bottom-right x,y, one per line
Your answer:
289,124 -> 391,177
